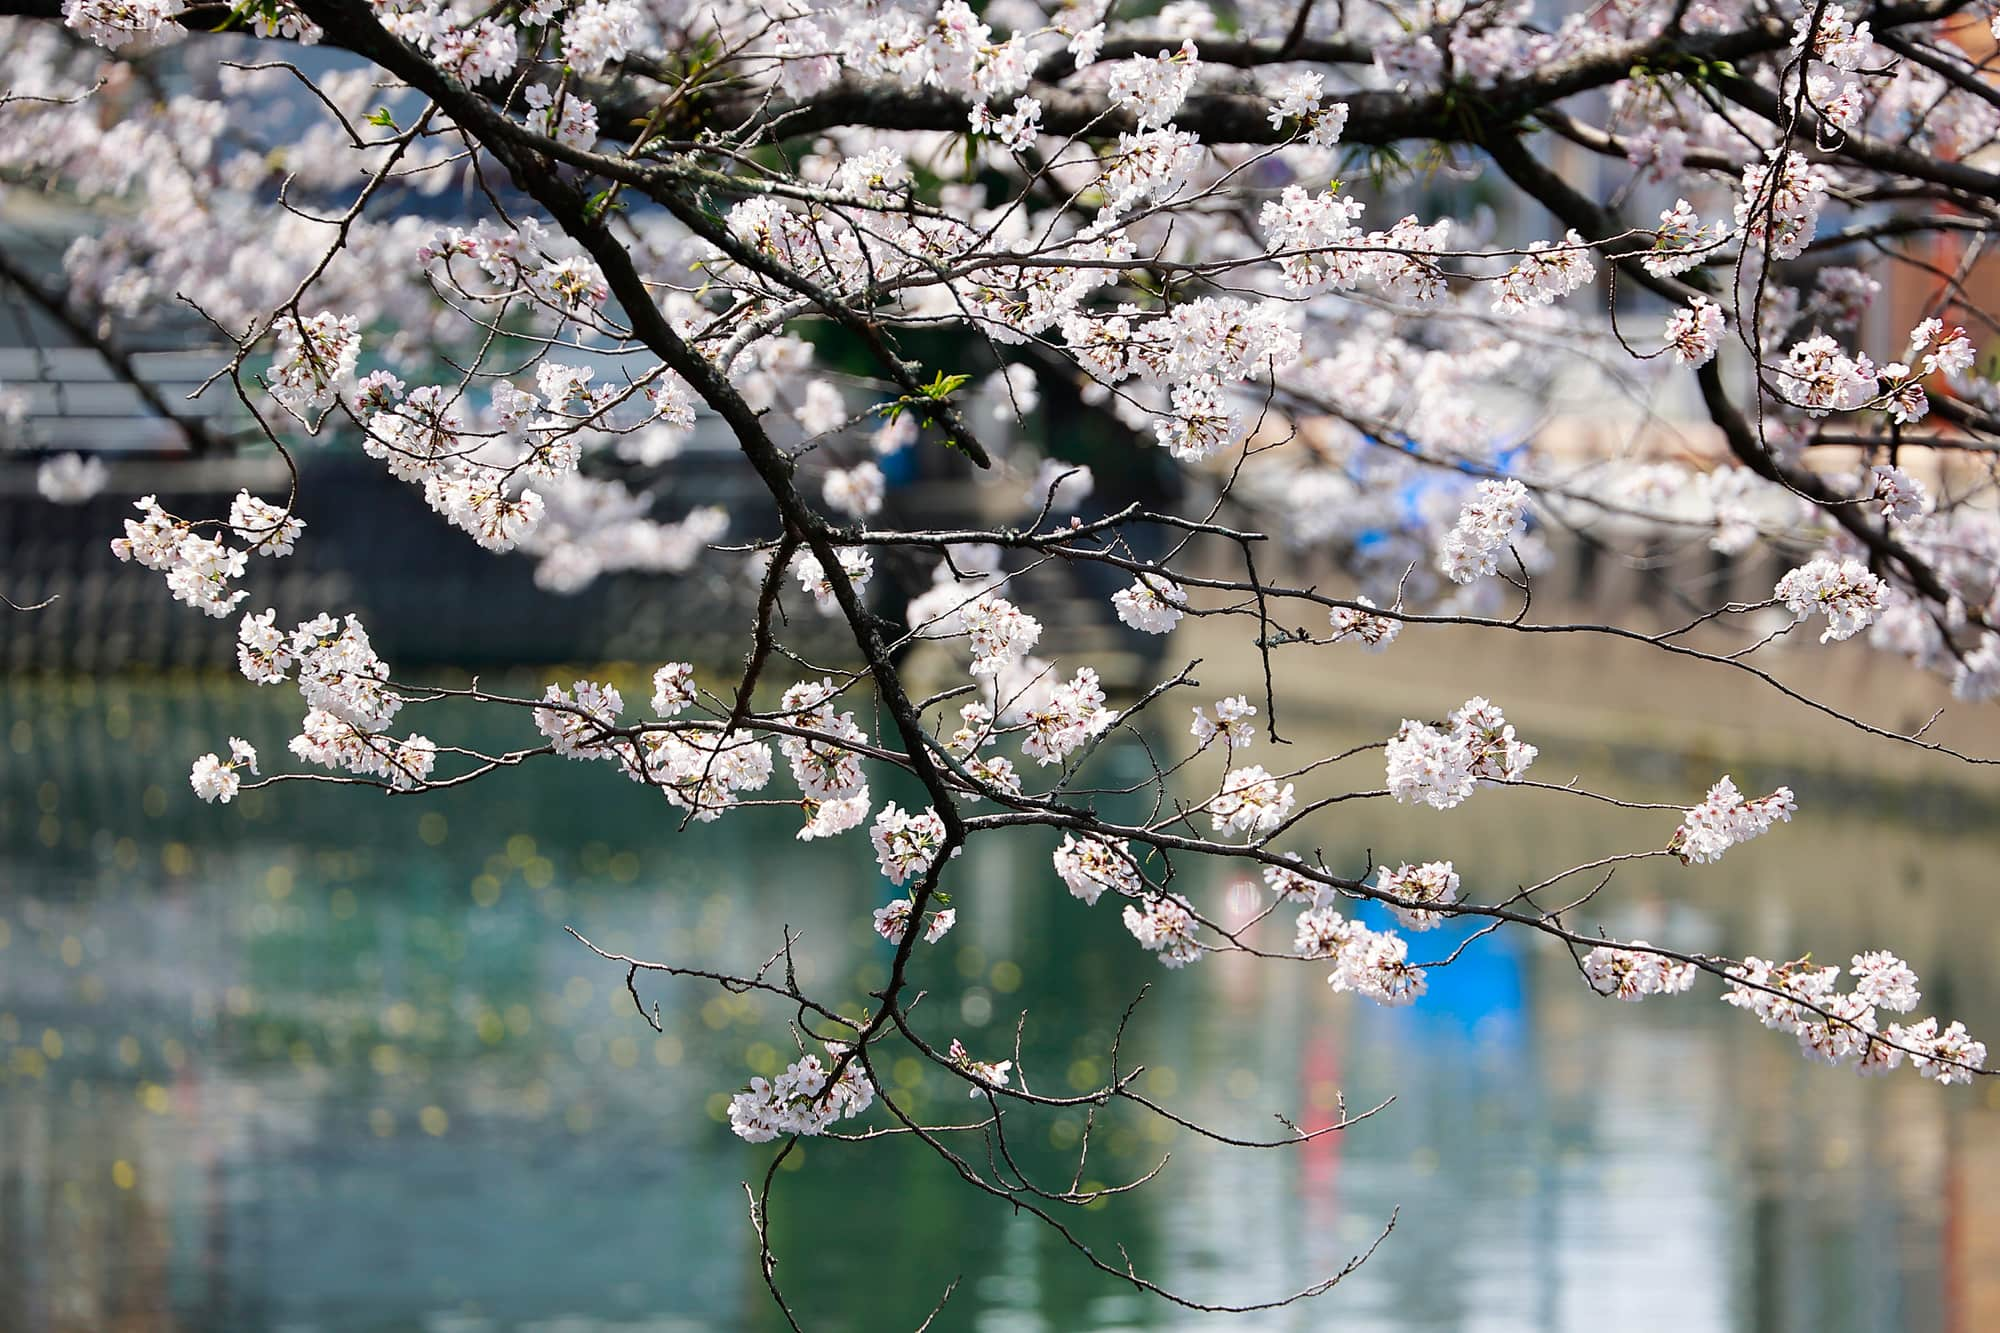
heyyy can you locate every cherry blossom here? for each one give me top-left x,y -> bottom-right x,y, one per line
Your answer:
1438,480 -> 1530,585
1581,943 -> 1697,1000
15,0 -> 2000,1315
1776,557 -> 1887,642
1053,834 -> 1141,905
1122,892 -> 1201,967
946,1038 -> 1013,1095
1666,298 -> 1725,367
1189,695 -> 1254,750
822,462 -> 885,519
650,662 -> 697,716
1328,597 -> 1400,651
1671,776 -> 1797,865
869,803 -> 949,886
1111,575 -> 1186,634
1377,861 -> 1459,931
535,679 -> 623,759
727,1047 -> 876,1142
1386,698 -> 1536,811
1208,764 -> 1293,837
188,737 -> 257,804
35,453 -> 107,504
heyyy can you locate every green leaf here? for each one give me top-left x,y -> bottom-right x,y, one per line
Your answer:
919,370 -> 969,400
581,187 -> 625,224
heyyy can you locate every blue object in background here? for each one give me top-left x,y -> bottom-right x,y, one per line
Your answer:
1351,897 -> 1529,1048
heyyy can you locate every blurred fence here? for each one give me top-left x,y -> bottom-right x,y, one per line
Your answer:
0,452 -> 1793,676
0,452 -> 782,672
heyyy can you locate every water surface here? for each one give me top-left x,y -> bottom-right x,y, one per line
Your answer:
3,677 -> 1998,1332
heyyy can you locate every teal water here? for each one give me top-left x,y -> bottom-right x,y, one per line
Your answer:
3,677 -> 1998,1332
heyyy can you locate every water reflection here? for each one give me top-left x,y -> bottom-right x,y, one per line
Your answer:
2,677 -> 1997,1331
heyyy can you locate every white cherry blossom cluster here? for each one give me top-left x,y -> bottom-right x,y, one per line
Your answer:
61,0 -> 184,48
523,83 -> 598,148
727,1047 -> 877,1142
1671,775 -> 1797,864
1111,575 -> 1187,634
1376,860 -> 1460,931
283,613 -> 404,731
1776,335 -> 1878,418
289,709 -> 438,791
872,898 -> 956,946
1644,199 -> 1728,278
1665,297 -> 1725,367
226,609 -> 429,790
961,752 -> 1023,801
1264,856 -> 1337,908
1385,697 -> 1537,811
792,547 -> 875,614
1208,764 -> 1294,837
267,311 -> 360,416
1491,231 -> 1596,314
1775,557 -> 1887,642
1855,319 -> 1976,427
1580,943 -> 1697,1000
1189,694 -> 1255,750
1907,318 -> 1976,378
1792,3 -> 1874,71
1264,71 -> 1347,147
1293,907 -> 1426,1006
560,0 -> 642,76
1870,465 -> 1930,525
1735,150 -> 1831,260
1104,39 -> 1199,130
1019,667 -> 1113,765
354,375 -> 558,555
944,700 -> 995,759
623,726 -> 774,821
777,679 -> 871,835
869,802 -> 950,885
1052,834 -> 1141,905
1438,479 -> 1530,585
189,738 -> 258,804
1259,184 -> 1451,299
227,490 -> 305,558
35,453 -> 108,505
1791,5 -> 1874,130
535,679 -> 624,760
1152,375 -> 1241,462
112,494 -> 299,619
417,221 -> 613,318
971,95 -> 1042,150
1328,597 -> 1400,651
1121,892 -> 1201,967
961,595 -> 1043,676
650,663 -> 697,715
946,1038 -> 1013,1096
1725,954 -> 1984,1084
